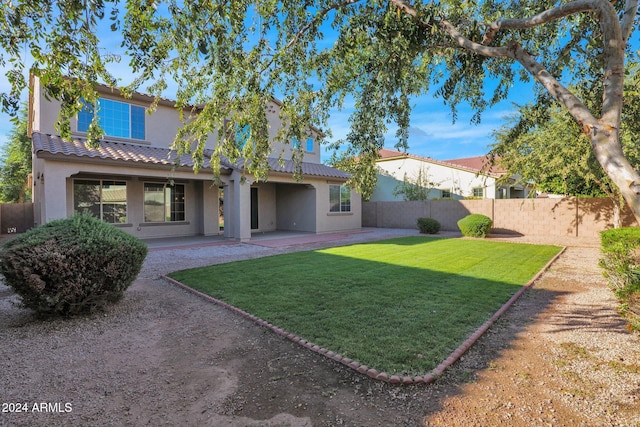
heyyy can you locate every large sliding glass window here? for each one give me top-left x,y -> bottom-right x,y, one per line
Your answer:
73,179 -> 127,224
78,98 -> 146,140
144,183 -> 185,222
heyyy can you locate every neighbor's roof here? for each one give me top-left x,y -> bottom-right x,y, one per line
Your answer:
377,148 -> 504,177
443,155 -> 507,174
32,132 -> 349,179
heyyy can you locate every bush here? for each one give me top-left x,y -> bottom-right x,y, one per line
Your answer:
457,214 -> 492,238
0,213 -> 147,316
417,217 -> 441,234
599,227 -> 640,332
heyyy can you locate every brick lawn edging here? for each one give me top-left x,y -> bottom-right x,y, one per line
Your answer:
160,246 -> 566,385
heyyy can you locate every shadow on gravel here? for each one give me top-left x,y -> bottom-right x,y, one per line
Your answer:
169,281 -> 568,426
0,233 -> 572,427
545,303 -> 628,335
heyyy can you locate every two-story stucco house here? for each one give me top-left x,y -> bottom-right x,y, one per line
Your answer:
28,76 -> 361,241
371,148 -> 529,201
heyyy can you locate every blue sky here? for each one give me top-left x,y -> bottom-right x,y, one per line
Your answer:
0,11 -> 534,163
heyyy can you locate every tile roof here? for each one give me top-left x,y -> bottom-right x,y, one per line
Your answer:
32,132 -> 349,179
32,132 -> 221,169
443,156 -> 507,174
233,157 -> 350,179
268,158 -> 349,179
377,148 -> 504,177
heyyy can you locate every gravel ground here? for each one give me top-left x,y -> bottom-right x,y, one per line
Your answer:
1,228 -> 639,426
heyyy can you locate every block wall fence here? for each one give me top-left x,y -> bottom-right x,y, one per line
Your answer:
362,198 -> 638,237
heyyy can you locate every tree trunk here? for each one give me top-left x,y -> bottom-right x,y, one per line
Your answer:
591,126 -> 640,226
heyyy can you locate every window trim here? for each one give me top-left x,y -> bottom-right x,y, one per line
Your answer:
73,179 -> 128,224
329,184 -> 351,213
472,187 -> 484,198
77,97 -> 146,141
143,182 -> 186,223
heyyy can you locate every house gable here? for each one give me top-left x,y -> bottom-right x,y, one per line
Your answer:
28,76 -> 360,241
373,149 -> 526,201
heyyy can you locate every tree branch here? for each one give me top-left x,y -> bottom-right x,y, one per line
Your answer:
482,0 -> 606,44
389,0 -> 512,58
620,0 -> 639,43
257,0 -> 362,77
285,0 -> 362,51
510,44 -> 597,129
391,0 -> 631,132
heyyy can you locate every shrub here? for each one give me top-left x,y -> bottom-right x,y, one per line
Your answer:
457,214 -> 492,238
0,213 -> 147,316
599,227 -> 640,332
417,217 -> 441,234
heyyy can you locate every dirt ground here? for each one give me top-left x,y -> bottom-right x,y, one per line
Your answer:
1,232 -> 639,426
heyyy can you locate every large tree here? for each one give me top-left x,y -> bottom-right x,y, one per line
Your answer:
491,104 -> 636,199
0,107 -> 31,203
1,0 -> 639,220
491,66 -> 640,201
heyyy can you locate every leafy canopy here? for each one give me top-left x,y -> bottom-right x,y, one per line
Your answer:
1,0 -> 638,197
0,105 -> 32,203
491,65 -> 640,199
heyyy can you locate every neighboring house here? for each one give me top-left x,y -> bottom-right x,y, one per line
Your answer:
28,76 -> 360,241
371,148 -> 529,201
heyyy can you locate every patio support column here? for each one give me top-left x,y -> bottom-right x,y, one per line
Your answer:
41,166 -> 72,223
229,171 -> 252,242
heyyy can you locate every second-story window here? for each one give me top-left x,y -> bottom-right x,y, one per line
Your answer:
78,98 -> 146,140
306,137 -> 314,152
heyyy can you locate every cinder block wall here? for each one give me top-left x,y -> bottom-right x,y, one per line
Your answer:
362,198 -> 638,237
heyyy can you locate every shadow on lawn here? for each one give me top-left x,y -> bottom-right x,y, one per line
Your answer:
211,273 -> 569,426
0,232 -> 580,426
170,239 -> 564,376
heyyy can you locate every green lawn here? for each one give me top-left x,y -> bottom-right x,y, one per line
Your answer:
168,236 -> 562,376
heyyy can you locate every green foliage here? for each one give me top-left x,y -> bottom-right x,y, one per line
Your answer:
417,217 -> 440,234
0,105 -> 32,203
328,152 -> 378,201
0,213 -> 147,316
599,227 -> 640,332
392,166 -> 440,201
1,1 -> 639,208
491,75 -> 640,199
457,214 -> 493,238
599,227 -> 640,298
170,236 -> 562,376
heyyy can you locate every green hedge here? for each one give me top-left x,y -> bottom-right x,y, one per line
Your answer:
0,213 -> 148,316
457,214 -> 493,238
417,217 -> 441,234
599,227 -> 640,332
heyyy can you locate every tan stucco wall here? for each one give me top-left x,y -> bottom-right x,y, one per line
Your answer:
252,183 -> 278,233
33,157 -> 223,239
363,198 -> 638,237
31,76 -> 324,163
275,183 -> 316,232
315,184 -> 362,233
32,87 -> 191,149
264,101 -> 322,164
